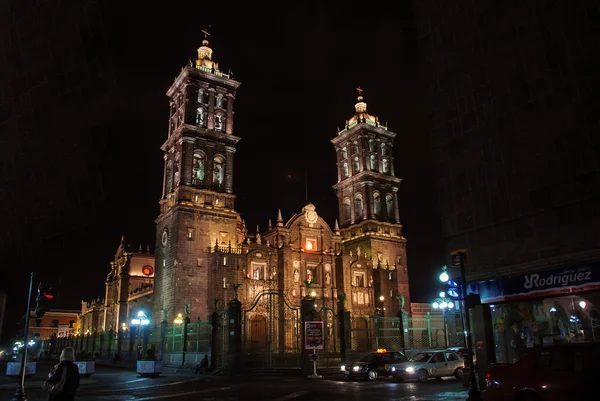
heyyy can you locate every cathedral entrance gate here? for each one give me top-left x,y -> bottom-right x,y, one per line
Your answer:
242,290 -> 301,369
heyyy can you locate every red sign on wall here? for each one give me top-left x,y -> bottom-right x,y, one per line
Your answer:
304,321 -> 324,350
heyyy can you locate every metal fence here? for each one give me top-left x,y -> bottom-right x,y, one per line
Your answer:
41,320 -> 212,366
349,313 -> 464,354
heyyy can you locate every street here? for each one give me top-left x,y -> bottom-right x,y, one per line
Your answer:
0,364 -> 469,401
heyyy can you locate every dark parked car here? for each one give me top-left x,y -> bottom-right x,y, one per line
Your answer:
446,346 -> 477,368
484,342 -> 600,401
341,349 -> 408,381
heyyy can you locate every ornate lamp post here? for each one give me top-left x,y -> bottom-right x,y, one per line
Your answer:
131,311 -> 150,359
432,294 -> 455,348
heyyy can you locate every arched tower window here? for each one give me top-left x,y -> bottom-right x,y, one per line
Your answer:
343,162 -> 349,178
197,88 -> 205,103
385,194 -> 394,219
370,155 -> 377,171
343,198 -> 351,222
192,152 -> 205,185
369,139 -> 376,152
196,107 -> 206,127
216,93 -> 224,108
382,158 -> 390,174
373,191 -> 382,217
341,147 -> 348,159
213,156 -> 225,188
352,157 -> 360,174
352,141 -> 359,154
381,143 -> 387,156
354,195 -> 363,220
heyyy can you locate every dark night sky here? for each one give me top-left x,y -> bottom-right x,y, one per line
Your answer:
0,0 -> 445,343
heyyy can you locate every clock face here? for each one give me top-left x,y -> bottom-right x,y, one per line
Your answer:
161,229 -> 168,247
142,265 -> 154,276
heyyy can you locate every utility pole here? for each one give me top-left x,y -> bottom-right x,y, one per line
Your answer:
12,272 -> 34,401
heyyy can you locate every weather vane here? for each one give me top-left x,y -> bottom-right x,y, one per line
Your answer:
356,86 -> 363,96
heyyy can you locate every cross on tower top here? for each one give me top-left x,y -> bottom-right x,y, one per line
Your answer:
202,28 -> 211,40
356,86 -> 363,96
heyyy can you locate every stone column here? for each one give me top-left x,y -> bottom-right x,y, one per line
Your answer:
366,183 -> 375,219
182,84 -> 190,125
224,146 -> 235,194
161,154 -> 168,198
225,93 -> 235,134
335,149 -> 342,182
357,137 -> 365,172
180,137 -> 195,186
393,189 -> 401,223
207,88 -> 216,130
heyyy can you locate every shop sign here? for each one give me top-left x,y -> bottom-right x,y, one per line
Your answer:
467,262 -> 600,303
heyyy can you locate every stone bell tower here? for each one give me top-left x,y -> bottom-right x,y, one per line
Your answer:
331,89 -> 411,316
154,32 -> 242,324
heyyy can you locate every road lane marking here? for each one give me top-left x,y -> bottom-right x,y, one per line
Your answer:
79,377 -> 204,392
109,386 -> 231,400
272,390 -> 309,401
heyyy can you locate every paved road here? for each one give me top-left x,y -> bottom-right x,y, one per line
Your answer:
0,366 -> 470,401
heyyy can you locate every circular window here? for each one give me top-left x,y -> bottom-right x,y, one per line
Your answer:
142,265 -> 154,276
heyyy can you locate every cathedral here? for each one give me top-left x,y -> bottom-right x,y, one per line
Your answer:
152,34 -> 411,351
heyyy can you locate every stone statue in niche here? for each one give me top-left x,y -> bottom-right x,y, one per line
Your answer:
369,277 -> 373,287
256,232 -> 261,244
293,269 -> 299,282
325,272 -> 331,285
215,114 -> 223,130
196,107 -> 205,126
356,247 -> 361,257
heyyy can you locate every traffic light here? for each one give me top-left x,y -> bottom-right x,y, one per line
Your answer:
35,282 -> 54,318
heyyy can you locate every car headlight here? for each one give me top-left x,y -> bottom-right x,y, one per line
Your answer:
406,367 -> 415,373
391,366 -> 396,372
353,366 -> 360,372
340,365 -> 346,372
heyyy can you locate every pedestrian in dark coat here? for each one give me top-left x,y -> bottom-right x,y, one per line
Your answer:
45,347 -> 80,401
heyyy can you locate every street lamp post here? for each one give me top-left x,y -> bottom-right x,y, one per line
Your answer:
131,311 -> 150,360
432,295 -> 455,348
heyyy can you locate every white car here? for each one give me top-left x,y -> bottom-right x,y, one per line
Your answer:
391,350 -> 464,383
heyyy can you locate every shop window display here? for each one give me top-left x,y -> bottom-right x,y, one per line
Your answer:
490,293 -> 600,363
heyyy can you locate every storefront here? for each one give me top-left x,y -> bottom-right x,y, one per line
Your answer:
467,262 -> 600,364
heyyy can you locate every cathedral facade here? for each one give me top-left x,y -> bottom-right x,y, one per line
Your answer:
152,36 -> 411,350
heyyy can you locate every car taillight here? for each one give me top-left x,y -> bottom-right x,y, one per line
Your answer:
485,373 -> 491,388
